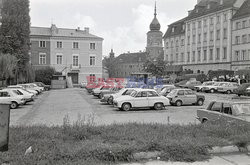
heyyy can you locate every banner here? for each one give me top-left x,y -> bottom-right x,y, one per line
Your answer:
0,104 -> 10,152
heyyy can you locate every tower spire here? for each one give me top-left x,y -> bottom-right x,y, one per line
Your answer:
154,1 -> 157,17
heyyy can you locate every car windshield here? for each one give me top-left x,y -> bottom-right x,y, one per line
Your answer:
168,89 -> 177,96
219,83 -> 228,86
203,82 -> 214,86
232,103 -> 250,115
213,82 -> 220,86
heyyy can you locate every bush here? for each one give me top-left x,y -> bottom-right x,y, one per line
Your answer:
35,67 -> 55,85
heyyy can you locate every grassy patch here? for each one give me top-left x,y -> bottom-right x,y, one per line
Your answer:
0,120 -> 250,164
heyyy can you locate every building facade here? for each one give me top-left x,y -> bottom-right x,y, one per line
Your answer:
164,0 -> 247,74
231,0 -> 250,70
30,24 -> 103,84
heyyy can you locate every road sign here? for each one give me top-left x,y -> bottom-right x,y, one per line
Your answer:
0,104 -> 10,152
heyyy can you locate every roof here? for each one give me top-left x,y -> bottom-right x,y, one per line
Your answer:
30,25 -> 103,40
163,18 -> 186,38
232,0 -> 250,19
114,52 -> 148,64
186,0 -> 237,21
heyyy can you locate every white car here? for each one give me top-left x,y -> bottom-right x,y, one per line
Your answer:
18,84 -> 41,94
194,81 -> 215,92
202,82 -> 227,93
105,88 -> 137,105
113,89 -> 170,111
0,89 -> 26,109
6,87 -> 34,104
27,83 -> 44,92
8,85 -> 38,96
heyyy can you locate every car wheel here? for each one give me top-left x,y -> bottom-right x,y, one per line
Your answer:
175,100 -> 182,107
210,89 -> 215,93
98,93 -> 103,99
154,103 -> 163,110
10,101 -> 18,109
226,90 -> 231,94
108,97 -> 113,105
122,103 -> 131,111
197,99 -> 204,106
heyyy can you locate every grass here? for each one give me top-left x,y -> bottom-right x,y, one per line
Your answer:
0,118 -> 250,165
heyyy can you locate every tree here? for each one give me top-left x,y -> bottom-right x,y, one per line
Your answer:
102,56 -> 115,77
0,0 -> 31,80
143,57 -> 168,77
35,67 -> 56,85
0,53 -> 18,86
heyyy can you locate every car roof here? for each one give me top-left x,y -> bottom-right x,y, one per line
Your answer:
135,88 -> 158,92
211,98 -> 250,104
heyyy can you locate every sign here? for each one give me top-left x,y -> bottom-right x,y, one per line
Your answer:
0,104 -> 10,152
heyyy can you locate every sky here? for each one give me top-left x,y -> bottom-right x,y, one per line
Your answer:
29,0 -> 197,57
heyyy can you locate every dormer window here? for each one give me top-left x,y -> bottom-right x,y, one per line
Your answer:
207,4 -> 210,9
220,0 -> 223,5
172,27 -> 175,33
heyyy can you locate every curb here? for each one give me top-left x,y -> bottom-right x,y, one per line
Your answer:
209,145 -> 250,154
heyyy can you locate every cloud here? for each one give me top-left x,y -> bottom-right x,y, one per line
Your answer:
73,14 -> 97,29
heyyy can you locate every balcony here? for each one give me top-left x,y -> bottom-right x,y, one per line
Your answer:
70,64 -> 81,71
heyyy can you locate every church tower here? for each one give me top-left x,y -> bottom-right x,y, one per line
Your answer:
146,2 -> 163,60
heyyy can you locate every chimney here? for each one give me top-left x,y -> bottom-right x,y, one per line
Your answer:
77,27 -> 80,30
51,24 -> 58,35
188,10 -> 192,15
84,27 -> 89,33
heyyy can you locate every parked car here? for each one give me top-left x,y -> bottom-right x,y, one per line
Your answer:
34,82 -> 50,91
233,83 -> 250,96
8,85 -> 38,96
6,87 -> 34,104
99,87 -> 122,100
154,84 -> 175,94
159,86 -> 176,97
179,81 -> 202,90
197,100 -> 250,123
80,81 -> 87,88
103,88 -> 137,105
28,83 -> 44,92
113,89 -> 169,111
0,89 -> 25,109
194,81 -> 215,92
217,82 -> 239,94
174,80 -> 188,87
92,86 -> 111,98
202,82 -> 227,93
18,84 -> 42,94
167,88 -> 205,106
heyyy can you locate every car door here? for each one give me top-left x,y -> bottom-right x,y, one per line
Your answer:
184,90 -> 196,104
176,90 -> 186,104
207,102 -> 223,120
147,91 -> 160,107
0,91 -> 11,103
220,103 -> 236,122
133,91 -> 148,108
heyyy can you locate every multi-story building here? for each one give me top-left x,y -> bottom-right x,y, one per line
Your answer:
231,0 -> 250,70
164,0 -> 247,74
30,24 -> 103,84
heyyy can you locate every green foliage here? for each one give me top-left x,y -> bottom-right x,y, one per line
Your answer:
0,53 -> 18,80
35,67 -> 55,85
143,58 -> 168,77
0,120 -> 249,164
0,0 -> 30,76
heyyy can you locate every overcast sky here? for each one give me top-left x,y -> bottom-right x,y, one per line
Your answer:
30,0 -> 197,57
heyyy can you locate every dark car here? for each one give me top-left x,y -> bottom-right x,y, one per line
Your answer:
233,83 -> 250,96
179,81 -> 202,90
34,82 -> 50,91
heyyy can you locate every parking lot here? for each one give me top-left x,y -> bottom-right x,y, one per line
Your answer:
9,88 -> 236,126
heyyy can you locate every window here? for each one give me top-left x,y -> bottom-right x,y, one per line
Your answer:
56,41 -> 62,48
89,74 -> 95,82
203,49 -> 207,61
56,55 -> 63,64
136,92 -> 147,97
204,32 -> 207,41
216,48 -> 220,60
171,41 -> 174,47
198,34 -> 201,43
192,34 -> 196,44
217,15 -> 220,24
176,53 -> 179,62
187,24 -> 190,31
187,52 -> 190,62
210,31 -> 214,41
73,55 -> 79,66
90,56 -> 96,66
181,53 -> 184,62
181,39 -> 184,46
236,22 -> 241,30
223,103 -> 232,115
192,51 -> 196,62
39,53 -> 46,65
39,41 -> 46,48
198,50 -> 201,61
242,20 -> 247,28
235,51 -> 240,61
177,90 -> 184,95
204,19 -> 207,27
90,43 -> 96,50
249,34 -> 250,42
209,49 -> 213,60
242,35 -> 247,44
216,30 -> 220,40
0,92 -> 9,97
188,36 -> 190,45
192,22 -> 196,29
148,91 -> 158,97
166,42 -> 169,48
198,21 -> 201,28
235,36 -> 240,44
73,42 -> 79,49
211,102 -> 222,112
176,40 -> 179,47
242,50 -> 247,60
210,17 -> 214,25
172,27 -> 175,32
223,28 -> 227,39
170,54 -> 173,62
223,47 -> 227,59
